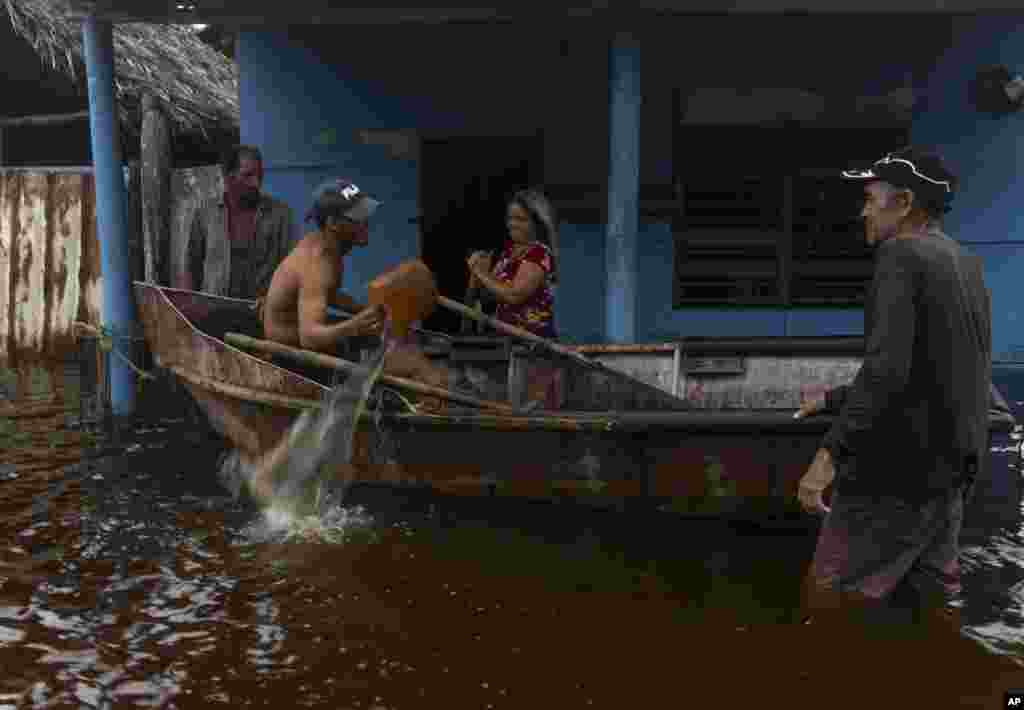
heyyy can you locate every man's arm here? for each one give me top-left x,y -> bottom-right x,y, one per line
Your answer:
824,383 -> 852,412
821,250 -> 917,460
990,382 -> 1011,417
826,374 -> 1006,417
298,255 -> 377,351
329,291 -> 366,314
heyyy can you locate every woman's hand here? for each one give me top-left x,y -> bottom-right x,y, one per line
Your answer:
467,251 -> 492,278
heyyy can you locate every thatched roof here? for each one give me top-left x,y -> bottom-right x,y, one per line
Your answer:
2,0 -> 239,140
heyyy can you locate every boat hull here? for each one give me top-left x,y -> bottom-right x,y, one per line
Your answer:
133,282 -> 1019,518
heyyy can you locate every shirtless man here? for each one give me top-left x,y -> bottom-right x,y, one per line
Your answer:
261,178 -> 450,390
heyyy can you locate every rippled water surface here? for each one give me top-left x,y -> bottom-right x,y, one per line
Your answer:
2,364 -> 1024,709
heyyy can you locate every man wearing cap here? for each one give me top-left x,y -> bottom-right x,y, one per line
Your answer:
261,179 -> 452,391
793,147 -> 991,627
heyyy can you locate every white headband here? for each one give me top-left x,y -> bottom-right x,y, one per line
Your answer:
842,155 -> 953,193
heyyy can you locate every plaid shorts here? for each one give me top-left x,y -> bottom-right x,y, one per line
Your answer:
808,486 -> 964,608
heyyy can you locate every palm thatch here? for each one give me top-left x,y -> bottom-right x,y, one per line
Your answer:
2,0 -> 238,141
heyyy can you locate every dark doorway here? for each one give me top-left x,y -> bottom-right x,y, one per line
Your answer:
419,135 -> 544,334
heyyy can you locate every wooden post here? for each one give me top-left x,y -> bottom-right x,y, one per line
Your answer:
126,161 -> 142,281
140,94 -> 172,285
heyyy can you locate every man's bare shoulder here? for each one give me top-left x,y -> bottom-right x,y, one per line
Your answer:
281,234 -> 319,266
289,232 -> 327,257
285,234 -> 341,284
270,237 -> 312,282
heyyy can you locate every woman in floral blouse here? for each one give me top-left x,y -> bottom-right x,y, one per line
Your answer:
467,189 -> 562,407
466,189 -> 558,338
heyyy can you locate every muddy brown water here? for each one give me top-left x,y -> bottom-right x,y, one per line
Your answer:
1,363 -> 1024,709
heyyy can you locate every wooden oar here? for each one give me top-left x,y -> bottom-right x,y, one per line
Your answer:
437,295 -> 599,370
223,332 -> 516,415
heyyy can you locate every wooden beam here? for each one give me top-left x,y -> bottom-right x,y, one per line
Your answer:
127,160 -> 143,282
140,94 -> 173,286
65,6 -> 535,24
63,1 -> 1024,24
0,166 -> 94,173
66,5 -> 596,24
0,111 -> 90,128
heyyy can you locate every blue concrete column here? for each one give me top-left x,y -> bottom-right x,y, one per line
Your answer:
82,16 -> 136,416
605,33 -> 641,344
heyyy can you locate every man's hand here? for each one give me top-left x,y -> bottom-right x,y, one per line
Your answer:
798,448 -> 835,516
793,394 -> 826,419
344,305 -> 386,337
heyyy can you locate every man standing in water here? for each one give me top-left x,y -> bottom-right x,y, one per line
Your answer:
794,147 -> 990,627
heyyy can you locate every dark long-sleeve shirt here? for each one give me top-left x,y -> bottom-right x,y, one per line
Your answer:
821,229 -> 991,500
828,381 -> 1011,428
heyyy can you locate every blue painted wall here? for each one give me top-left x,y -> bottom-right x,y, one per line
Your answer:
238,22 -> 1021,348
912,14 -> 1024,361
236,28 -> 871,343
238,31 -> 462,304
239,28 -> 618,338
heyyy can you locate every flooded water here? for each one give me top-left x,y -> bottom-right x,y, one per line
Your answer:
2,362 -> 1024,709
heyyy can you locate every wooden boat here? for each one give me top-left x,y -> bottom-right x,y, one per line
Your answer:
134,281 -> 1018,518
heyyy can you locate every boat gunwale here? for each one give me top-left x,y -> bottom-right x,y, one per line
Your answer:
135,280 -> 326,391
140,283 -> 868,356
174,363 -> 1017,436
138,283 -> 1016,434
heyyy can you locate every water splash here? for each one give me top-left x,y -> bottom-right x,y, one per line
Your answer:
244,337 -> 393,542
241,504 -> 376,546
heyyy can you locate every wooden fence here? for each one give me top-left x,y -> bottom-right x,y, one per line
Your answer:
0,164 -> 222,370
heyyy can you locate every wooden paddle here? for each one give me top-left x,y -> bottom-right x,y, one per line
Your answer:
437,295 -> 600,370
223,332 -> 516,414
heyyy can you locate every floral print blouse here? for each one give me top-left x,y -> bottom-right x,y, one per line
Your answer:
492,240 -> 557,338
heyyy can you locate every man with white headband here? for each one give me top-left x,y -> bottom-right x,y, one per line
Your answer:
793,147 -> 991,630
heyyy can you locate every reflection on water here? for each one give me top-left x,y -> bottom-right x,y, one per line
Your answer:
1,364 -> 1023,708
